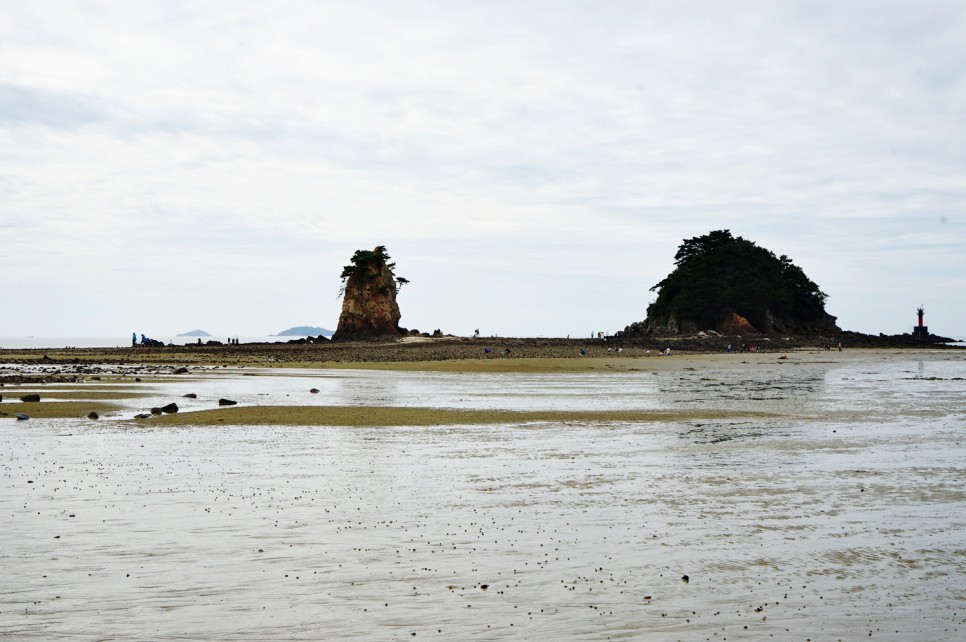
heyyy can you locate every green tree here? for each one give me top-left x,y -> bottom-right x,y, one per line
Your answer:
646,230 -> 828,332
339,245 -> 408,295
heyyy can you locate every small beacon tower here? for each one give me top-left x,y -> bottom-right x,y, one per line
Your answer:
913,306 -> 929,337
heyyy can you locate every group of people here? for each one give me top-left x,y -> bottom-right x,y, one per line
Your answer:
727,343 -> 761,353
192,337 -> 240,345
640,348 -> 673,356
132,332 -> 165,348
131,333 -> 241,347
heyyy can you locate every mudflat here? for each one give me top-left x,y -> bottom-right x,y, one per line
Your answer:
2,347 -> 964,639
2,341 -> 961,426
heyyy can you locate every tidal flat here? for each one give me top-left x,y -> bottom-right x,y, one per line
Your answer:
1,350 -> 964,640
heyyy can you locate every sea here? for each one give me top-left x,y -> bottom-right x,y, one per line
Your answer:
0,336 -> 312,349
1,350 -> 965,640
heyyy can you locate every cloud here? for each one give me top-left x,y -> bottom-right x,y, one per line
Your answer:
0,84 -> 104,129
1,1 -> 965,337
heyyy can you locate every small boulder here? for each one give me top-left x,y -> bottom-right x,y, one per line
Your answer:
160,403 -> 178,414
218,398 -> 238,406
134,413 -> 150,420
183,393 -> 198,399
173,367 -> 190,375
310,388 -> 320,394
20,394 -> 41,403
87,411 -> 99,420
16,413 -> 29,421
150,407 -> 163,415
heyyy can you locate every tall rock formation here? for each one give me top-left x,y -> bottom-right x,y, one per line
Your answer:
621,230 -> 840,336
332,246 -> 409,341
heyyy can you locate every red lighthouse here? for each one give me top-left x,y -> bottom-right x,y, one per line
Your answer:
913,306 -> 929,337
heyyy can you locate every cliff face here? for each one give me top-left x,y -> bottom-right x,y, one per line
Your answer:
621,230 -> 840,337
332,246 -> 406,341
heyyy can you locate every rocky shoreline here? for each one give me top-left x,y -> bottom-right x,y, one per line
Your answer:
0,332 -> 960,370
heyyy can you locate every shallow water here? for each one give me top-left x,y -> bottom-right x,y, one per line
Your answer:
2,352 -> 965,640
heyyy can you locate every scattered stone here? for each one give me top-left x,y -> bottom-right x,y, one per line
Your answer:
160,403 -> 179,414
218,398 -> 238,406
681,575 -> 689,583
183,393 -> 198,398
310,388 -> 320,394
87,411 -> 99,420
20,394 -> 41,402
16,413 -> 29,421
173,367 -> 190,375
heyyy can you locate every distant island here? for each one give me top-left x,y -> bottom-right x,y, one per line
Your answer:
275,326 -> 334,337
176,329 -> 212,337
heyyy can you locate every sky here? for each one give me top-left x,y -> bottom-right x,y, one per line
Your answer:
2,1 -> 964,339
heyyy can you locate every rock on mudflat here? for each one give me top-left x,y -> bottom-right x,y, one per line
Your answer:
20,394 -> 41,402
218,398 -> 238,406
183,393 -> 198,398
16,413 -> 29,421
150,407 -> 163,415
310,388 -> 320,394
134,413 -> 150,420
160,403 -> 179,414
173,367 -> 190,375
87,411 -> 99,420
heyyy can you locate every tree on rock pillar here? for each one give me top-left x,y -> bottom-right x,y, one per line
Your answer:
332,246 -> 409,341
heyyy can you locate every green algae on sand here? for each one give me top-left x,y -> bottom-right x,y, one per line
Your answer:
0,401 -> 124,419
148,405 -> 773,427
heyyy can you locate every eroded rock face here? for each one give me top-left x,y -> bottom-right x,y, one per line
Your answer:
717,311 -> 758,334
333,246 -> 405,341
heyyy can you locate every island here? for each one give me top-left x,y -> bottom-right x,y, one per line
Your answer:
275,326 -> 334,337
176,329 -> 212,337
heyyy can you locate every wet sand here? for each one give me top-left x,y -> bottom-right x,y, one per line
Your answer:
1,348 -> 965,639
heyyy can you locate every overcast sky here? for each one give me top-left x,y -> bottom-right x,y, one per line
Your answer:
2,1 -> 964,339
